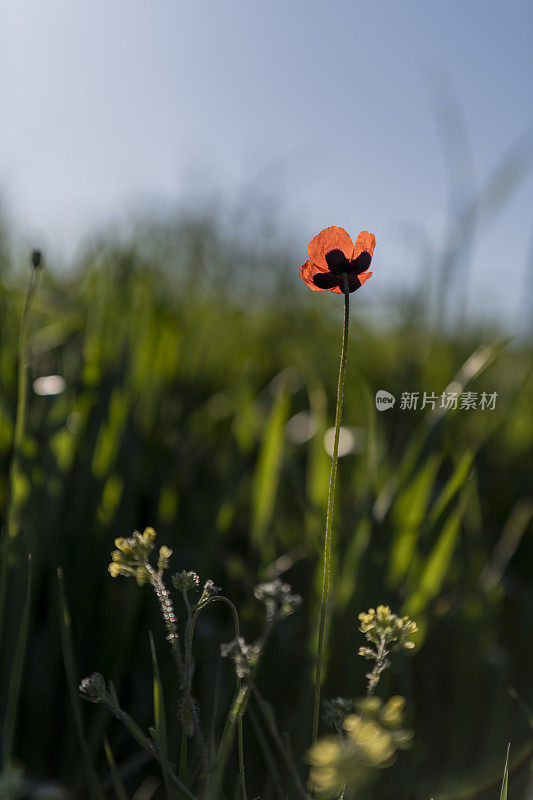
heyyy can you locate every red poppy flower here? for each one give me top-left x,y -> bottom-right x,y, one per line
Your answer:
300,227 -> 375,293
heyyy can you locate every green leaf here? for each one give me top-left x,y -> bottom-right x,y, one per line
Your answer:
251,377 -> 291,555
387,454 -> 441,587
210,685 -> 249,799
428,450 -> 475,528
404,492 -> 469,617
149,632 -> 173,797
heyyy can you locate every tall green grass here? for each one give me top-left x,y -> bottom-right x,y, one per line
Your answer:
1,218 -> 533,797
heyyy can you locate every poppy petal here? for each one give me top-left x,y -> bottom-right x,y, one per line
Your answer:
300,260 -> 327,291
357,270 -> 373,287
351,231 -> 376,266
307,226 -> 354,271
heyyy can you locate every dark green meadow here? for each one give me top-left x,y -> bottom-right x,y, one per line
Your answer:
1,217 -> 533,798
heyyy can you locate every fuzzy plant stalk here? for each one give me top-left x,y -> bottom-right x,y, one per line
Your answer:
107,531 -> 286,798
145,564 -> 210,772
0,250 -> 42,646
109,531 -> 209,772
312,273 -> 350,743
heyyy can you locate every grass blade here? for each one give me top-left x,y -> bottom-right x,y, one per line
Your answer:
57,566 -> 105,799
404,492 -> 469,617
428,449 -> 475,528
247,704 -> 285,799
2,554 -> 32,766
387,454 -> 441,587
500,744 -> 510,800
104,735 -> 129,800
251,376 -> 291,556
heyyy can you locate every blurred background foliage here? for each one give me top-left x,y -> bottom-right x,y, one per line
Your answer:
1,211 -> 533,799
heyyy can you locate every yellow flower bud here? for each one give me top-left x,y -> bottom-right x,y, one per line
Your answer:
142,527 -> 156,543
381,696 -> 405,727
135,566 -> 150,586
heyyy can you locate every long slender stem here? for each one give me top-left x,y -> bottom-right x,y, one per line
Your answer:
179,728 -> 188,783
312,274 -> 350,743
186,594 -> 247,798
0,265 -> 40,646
210,620 -> 275,799
188,596 -> 240,660
249,681 -> 311,800
181,590 -> 193,781
148,568 -> 209,772
209,684 -> 250,800
237,716 -> 247,800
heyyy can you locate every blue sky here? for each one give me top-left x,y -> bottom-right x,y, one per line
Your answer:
1,0 -> 532,326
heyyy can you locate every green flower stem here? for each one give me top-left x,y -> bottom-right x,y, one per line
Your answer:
210,619 -> 275,799
186,595 -> 247,800
312,273 -> 350,743
147,567 -> 209,773
187,597 -> 241,669
0,265 -> 40,646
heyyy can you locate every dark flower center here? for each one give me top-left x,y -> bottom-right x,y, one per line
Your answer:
351,250 -> 372,273
313,272 -> 362,292
325,248 -> 371,275
325,249 -> 351,273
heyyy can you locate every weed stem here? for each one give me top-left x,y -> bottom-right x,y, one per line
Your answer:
148,567 -> 210,772
187,595 -> 248,799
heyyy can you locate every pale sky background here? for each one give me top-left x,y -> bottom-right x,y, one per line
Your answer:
1,0 -> 532,328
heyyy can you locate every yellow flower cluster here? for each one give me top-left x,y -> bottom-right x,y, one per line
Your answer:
108,527 -> 172,587
358,605 -> 417,652
308,696 -> 412,796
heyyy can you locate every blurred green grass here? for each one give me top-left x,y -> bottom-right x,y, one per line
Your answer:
1,216 -> 533,798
